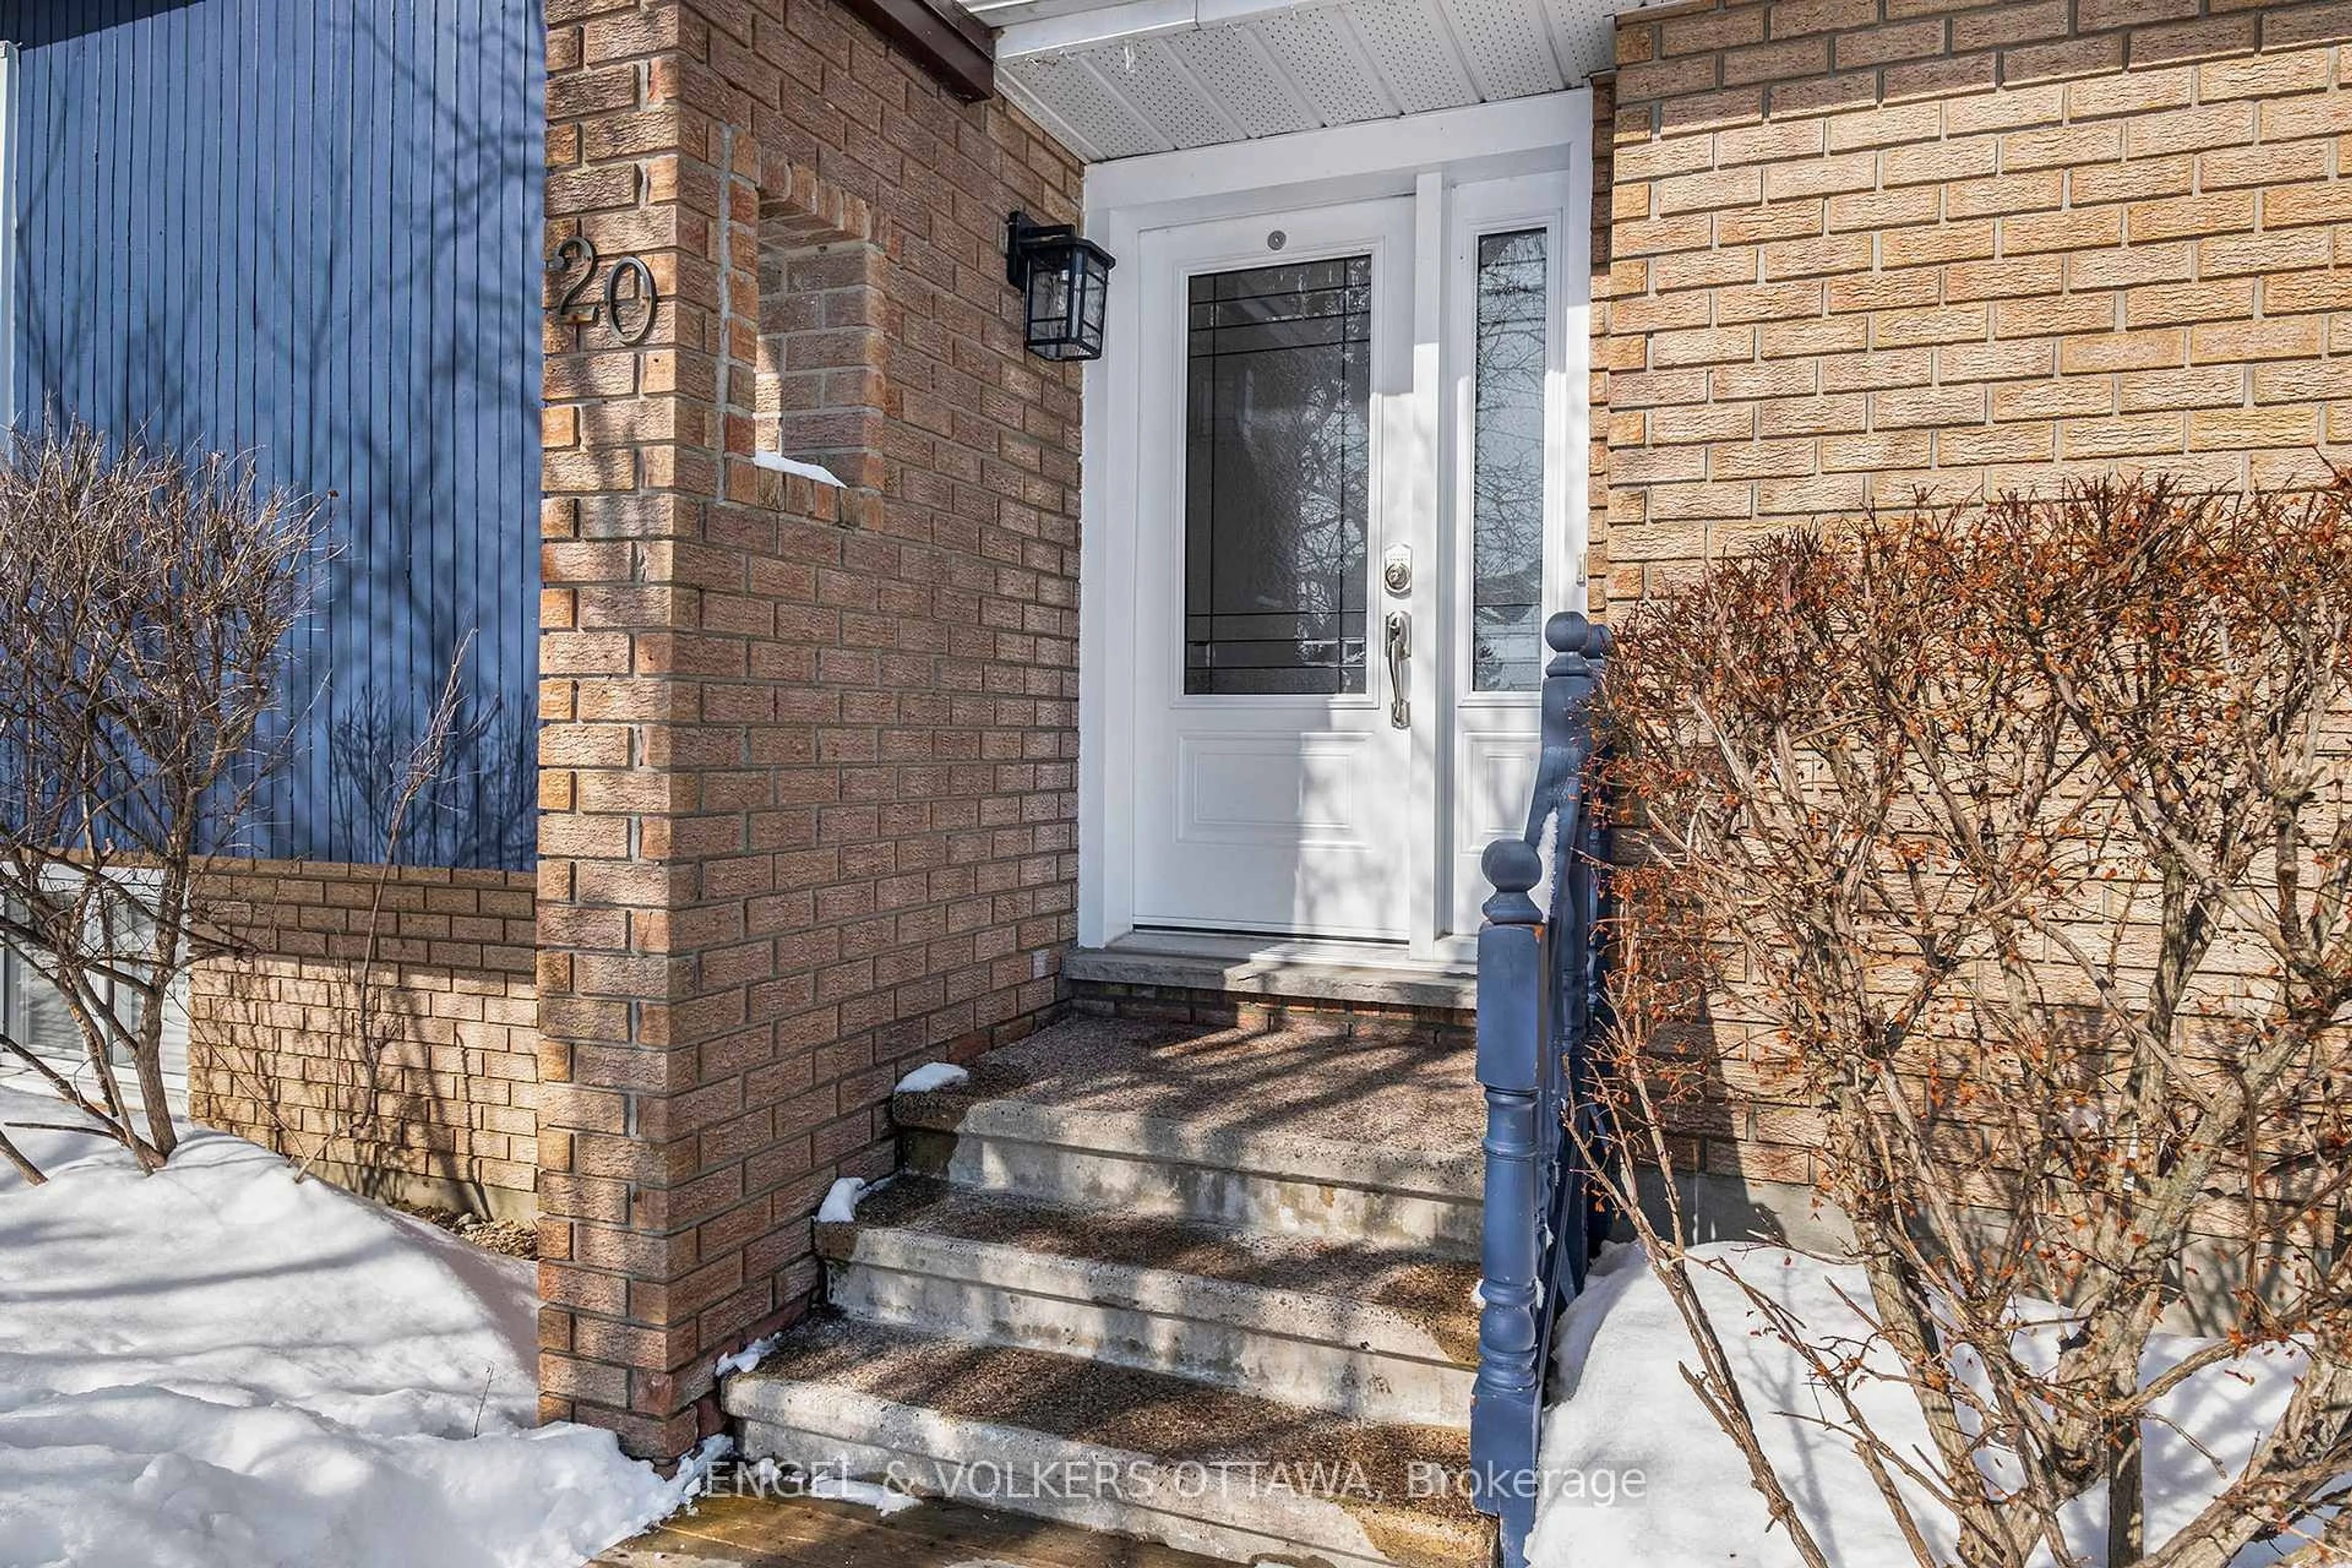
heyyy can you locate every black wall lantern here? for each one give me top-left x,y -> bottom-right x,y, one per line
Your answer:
1005,211 -> 1114,362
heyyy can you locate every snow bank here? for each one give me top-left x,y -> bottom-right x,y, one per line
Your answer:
893,1061 -> 968,1095
1529,1243 -> 2311,1568
0,1089 -> 685,1568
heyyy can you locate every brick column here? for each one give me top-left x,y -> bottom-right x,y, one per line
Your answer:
538,0 -> 740,1458
537,0 -> 1085,1458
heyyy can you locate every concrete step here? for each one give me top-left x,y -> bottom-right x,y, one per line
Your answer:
894,1017 -> 1481,1256
1065,935 -> 1476,1012
725,1313 -> 1494,1568
824,1176 -> 1480,1429
596,1490 -> 1241,1567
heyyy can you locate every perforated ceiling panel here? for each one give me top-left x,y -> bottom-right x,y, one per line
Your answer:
1017,52 -> 1173,159
1161,27 -> 1319,139
995,0 -> 1650,162
1079,38 -> 1242,148
1250,7 -> 1398,126
1345,0 -> 1478,116
1447,0 -> 1567,98
1540,0 -> 1626,80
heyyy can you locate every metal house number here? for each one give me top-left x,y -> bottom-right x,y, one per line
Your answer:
547,236 -> 660,346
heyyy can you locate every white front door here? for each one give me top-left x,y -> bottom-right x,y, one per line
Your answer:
1132,198 -> 1423,941
1094,108 -> 1591,952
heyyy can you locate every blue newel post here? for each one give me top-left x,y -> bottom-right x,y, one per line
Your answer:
1472,611 -> 1610,1568
1473,835 -> 1545,1564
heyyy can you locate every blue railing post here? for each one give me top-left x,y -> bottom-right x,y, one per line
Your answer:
1473,837 -> 1546,1566
1473,611 -> 1610,1568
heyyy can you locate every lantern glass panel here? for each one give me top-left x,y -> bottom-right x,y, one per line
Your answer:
1079,255 -> 1108,339
1027,257 -> 1073,352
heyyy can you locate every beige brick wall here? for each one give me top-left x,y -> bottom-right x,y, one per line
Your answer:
1590,74 -> 1619,618
187,860 -> 540,1216
537,0 -> 1082,1456
1604,0 -> 2352,605
1598,0 -> 2352,1204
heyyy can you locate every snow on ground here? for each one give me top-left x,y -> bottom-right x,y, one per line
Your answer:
1530,1243 -> 2312,1568
0,1088 -> 688,1568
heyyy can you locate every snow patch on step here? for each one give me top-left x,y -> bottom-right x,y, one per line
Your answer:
895,1060 -> 970,1095
818,1177 -> 866,1224
714,1334 -> 782,1382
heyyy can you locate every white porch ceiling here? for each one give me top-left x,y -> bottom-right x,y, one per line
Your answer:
970,0 -> 1652,162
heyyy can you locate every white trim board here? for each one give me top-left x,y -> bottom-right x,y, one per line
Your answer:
986,0 -> 1664,72
1082,91 -> 1588,218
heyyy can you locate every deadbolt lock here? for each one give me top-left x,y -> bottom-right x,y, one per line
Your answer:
1382,545 -> 1412,595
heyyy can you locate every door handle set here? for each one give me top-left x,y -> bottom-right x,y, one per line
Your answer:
1384,610 -> 1411,729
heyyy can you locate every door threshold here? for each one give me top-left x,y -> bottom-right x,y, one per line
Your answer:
1067,930 -> 1476,1011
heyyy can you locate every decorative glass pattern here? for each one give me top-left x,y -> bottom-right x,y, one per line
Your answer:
1183,257 -> 1373,695
1469,228 -> 1549,692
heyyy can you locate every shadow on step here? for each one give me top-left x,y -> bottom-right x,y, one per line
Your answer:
896,1015 -> 1482,1164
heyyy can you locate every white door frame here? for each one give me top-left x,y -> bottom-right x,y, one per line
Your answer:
1077,89 -> 1594,956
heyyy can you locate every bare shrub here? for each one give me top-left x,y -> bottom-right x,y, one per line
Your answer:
303,635 -> 472,1193
0,424 -> 319,1181
1589,477 -> 2352,1567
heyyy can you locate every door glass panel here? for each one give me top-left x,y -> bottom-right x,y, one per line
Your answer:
1469,228 -> 1548,692
1183,256 -> 1373,696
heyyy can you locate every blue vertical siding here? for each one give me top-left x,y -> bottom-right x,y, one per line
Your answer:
1,0 -> 545,870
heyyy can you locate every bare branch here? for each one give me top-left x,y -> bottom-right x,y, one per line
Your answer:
1588,478 -> 2352,1568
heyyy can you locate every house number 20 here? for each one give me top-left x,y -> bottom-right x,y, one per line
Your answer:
547,236 -> 660,347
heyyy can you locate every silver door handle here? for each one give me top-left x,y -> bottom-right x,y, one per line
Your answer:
1384,610 -> 1411,729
